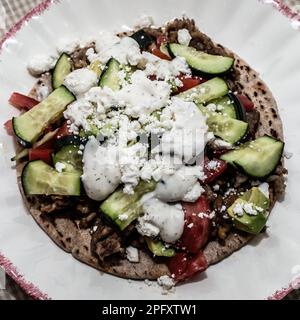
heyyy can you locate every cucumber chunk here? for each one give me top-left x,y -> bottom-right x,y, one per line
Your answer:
209,96 -> 237,119
22,160 -> 81,196
13,86 -> 75,147
146,238 -> 175,257
52,145 -> 83,173
52,53 -> 72,89
199,105 -> 248,144
99,58 -> 121,91
169,43 -> 234,74
221,136 -> 284,178
178,77 -> 229,104
100,180 -> 156,230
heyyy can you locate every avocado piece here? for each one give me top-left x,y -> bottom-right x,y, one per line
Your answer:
52,144 -> 83,174
146,238 -> 175,257
100,180 -> 157,230
228,187 -> 269,234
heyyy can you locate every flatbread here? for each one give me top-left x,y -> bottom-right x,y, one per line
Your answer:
16,18 -> 284,279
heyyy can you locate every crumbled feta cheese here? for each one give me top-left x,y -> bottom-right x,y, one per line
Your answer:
97,36 -> 143,66
233,202 -> 244,217
27,54 -> 58,76
182,182 -> 204,202
157,275 -> 175,290
243,203 -> 258,216
134,15 -> 154,28
224,187 -> 235,196
220,205 -> 226,212
94,31 -> 120,55
213,184 -> 220,191
187,223 -> 194,229
143,52 -> 191,81
159,98 -> 209,163
86,47 -> 98,63
57,37 -> 80,54
126,246 -> 139,263
36,84 -> 49,101
207,160 -> 219,171
63,98 -> 94,134
64,68 -> 98,96
177,28 -> 192,46
119,142 -> 148,194
209,211 -> 216,219
118,214 -> 128,221
206,103 -> 217,112
55,162 -> 66,173
212,139 -> 233,148
120,70 -> 171,118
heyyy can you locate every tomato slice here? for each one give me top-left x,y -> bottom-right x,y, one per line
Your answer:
156,35 -> 168,47
168,251 -> 208,282
150,45 -> 171,60
29,149 -> 53,165
55,122 -> 71,139
179,196 -> 211,254
4,119 -> 14,136
9,92 -> 39,110
236,94 -> 254,112
177,75 -> 206,93
203,157 -> 227,184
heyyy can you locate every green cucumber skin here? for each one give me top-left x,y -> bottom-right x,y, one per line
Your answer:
221,136 -> 284,178
98,58 -> 121,91
13,86 -> 75,147
179,77 -> 229,104
100,180 -> 156,230
22,160 -> 81,196
52,53 -> 72,89
168,43 -> 234,75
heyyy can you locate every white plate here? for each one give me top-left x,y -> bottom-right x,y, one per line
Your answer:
0,0 -> 300,300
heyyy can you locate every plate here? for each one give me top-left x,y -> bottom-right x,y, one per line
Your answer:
0,0 -> 300,300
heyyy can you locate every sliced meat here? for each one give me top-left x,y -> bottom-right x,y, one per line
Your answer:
38,196 -> 73,214
234,172 -> 249,188
91,222 -> 124,261
28,72 -> 53,101
71,44 -> 95,69
203,184 -> 216,205
165,18 -> 230,57
143,27 -> 164,39
94,233 -> 124,261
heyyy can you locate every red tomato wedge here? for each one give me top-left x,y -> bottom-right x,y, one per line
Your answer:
203,157 -> 227,184
177,75 -> 206,93
168,251 -> 208,282
179,196 -> 211,254
9,92 -> 39,110
4,119 -> 14,136
150,45 -> 171,60
236,94 -> 254,112
55,122 -> 71,139
29,149 -> 53,165
156,35 -> 168,47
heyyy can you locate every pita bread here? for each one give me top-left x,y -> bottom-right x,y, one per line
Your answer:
15,18 -> 284,279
